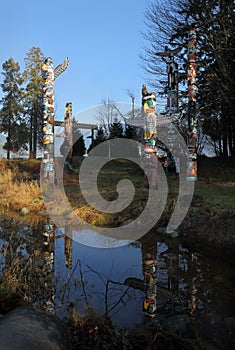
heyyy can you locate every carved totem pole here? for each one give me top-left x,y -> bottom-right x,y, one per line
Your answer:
142,84 -> 158,189
41,57 -> 69,183
187,29 -> 197,180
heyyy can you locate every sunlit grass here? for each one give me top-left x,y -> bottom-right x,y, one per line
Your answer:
0,160 -> 44,215
1,157 -> 235,227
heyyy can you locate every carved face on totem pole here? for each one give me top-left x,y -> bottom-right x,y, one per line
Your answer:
143,93 -> 157,114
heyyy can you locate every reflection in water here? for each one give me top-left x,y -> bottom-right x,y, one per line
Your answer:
41,222 -> 55,314
64,235 -> 73,270
40,223 -> 74,313
0,220 -> 234,349
124,239 -> 184,319
124,243 -> 158,317
142,243 -> 157,317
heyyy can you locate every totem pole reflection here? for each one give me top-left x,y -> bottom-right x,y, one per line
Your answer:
165,239 -> 179,295
124,238 -> 194,319
142,242 -> 157,317
125,241 -> 158,318
40,223 -> 73,314
64,226 -> 73,270
41,222 -> 55,313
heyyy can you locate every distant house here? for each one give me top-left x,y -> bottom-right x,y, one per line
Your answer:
0,134 -> 6,158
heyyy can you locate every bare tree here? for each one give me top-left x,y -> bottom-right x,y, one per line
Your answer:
96,99 -> 119,135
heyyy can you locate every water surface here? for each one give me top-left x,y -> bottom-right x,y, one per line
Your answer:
0,220 -> 234,349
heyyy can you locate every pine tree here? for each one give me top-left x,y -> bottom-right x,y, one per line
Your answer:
124,124 -> 140,157
72,119 -> 86,157
109,121 -> 124,139
23,47 -> 45,158
124,124 -> 137,140
0,58 -> 26,159
94,126 -> 107,144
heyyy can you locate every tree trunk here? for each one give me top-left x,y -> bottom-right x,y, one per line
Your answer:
218,134 -> 222,157
32,102 -> 38,159
232,127 -> 235,157
222,134 -> 228,158
7,121 -> 11,160
29,113 -> 33,159
33,117 -> 37,159
228,124 -> 233,156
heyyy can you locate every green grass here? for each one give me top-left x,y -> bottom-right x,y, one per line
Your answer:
195,181 -> 235,209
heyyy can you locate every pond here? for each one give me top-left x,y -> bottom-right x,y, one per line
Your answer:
0,219 -> 234,349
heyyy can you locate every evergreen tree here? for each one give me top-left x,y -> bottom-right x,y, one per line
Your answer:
0,58 -> 26,159
87,126 -> 107,153
23,47 -> 45,158
124,124 -> 137,140
124,124 -> 140,157
94,126 -> 107,145
109,121 -> 124,139
72,119 -> 86,157
87,126 -> 107,154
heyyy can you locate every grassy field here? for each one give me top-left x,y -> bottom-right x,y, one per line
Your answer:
0,157 -> 234,246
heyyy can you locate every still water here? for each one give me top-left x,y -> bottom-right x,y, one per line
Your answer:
0,220 -> 234,349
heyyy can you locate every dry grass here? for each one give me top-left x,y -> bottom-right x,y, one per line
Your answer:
0,160 -> 44,220
0,169 -> 41,209
0,160 -> 44,216
0,252 -> 30,313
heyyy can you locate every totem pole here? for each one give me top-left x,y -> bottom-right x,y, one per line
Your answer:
155,47 -> 181,171
42,58 -> 55,183
166,51 -> 180,171
165,49 -> 179,115
142,84 -> 158,189
64,102 -> 73,160
41,57 -> 69,183
187,29 -> 197,181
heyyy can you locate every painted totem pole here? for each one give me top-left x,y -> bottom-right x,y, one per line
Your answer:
187,29 -> 197,181
41,57 -> 69,183
142,84 -> 158,189
42,58 -> 55,183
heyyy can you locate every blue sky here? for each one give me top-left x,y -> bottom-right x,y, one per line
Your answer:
0,0 -> 157,124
